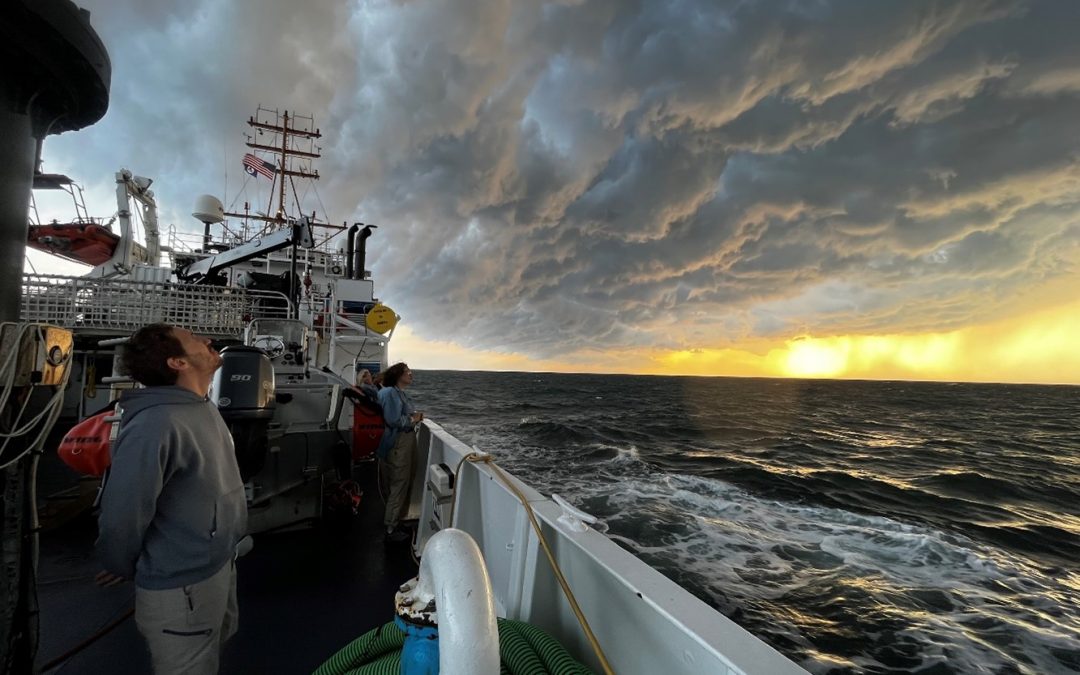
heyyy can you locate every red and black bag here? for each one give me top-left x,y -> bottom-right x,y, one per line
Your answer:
348,389 -> 384,461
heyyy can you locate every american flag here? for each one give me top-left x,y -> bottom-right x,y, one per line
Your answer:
242,153 -> 277,180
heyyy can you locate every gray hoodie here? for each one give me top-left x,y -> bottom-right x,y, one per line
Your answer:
97,386 -> 247,590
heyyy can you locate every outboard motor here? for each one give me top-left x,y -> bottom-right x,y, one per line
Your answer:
211,346 -> 276,480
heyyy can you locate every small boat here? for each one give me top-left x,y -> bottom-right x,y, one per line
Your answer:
27,222 -> 120,266
27,167 -> 158,278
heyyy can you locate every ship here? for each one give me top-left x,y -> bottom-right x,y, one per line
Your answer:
3,2 -> 808,673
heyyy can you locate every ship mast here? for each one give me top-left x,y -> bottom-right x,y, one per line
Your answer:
231,107 -> 329,229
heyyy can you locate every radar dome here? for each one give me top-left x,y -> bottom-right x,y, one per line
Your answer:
193,195 -> 225,224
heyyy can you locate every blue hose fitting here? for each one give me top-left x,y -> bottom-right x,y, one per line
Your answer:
395,615 -> 439,675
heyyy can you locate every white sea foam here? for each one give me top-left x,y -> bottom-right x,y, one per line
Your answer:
519,463 -> 1080,674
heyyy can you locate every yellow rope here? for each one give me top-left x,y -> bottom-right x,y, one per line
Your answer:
452,454 -> 616,675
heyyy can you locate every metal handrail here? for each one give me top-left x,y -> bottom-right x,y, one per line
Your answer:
20,273 -> 293,337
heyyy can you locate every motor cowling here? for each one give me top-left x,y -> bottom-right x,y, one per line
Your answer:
211,346 -> 276,480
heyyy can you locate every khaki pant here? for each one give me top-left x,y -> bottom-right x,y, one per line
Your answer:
135,560 -> 238,675
383,430 -> 417,528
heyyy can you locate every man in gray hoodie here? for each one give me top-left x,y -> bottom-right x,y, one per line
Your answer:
96,323 -> 246,674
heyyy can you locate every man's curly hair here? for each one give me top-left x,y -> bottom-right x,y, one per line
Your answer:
121,323 -> 185,386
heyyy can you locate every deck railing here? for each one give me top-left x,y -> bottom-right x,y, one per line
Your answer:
21,274 -> 292,337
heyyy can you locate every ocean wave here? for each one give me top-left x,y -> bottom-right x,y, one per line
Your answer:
919,470 -> 1080,508
414,370 -> 1080,674
515,419 -> 594,444
583,473 -> 1080,675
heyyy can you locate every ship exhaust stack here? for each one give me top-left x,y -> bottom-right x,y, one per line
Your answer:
345,223 -> 359,279
355,224 -> 377,279
212,346 -> 276,481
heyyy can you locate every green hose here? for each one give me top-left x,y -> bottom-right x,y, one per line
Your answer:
497,619 -> 595,675
313,618 -> 596,675
312,622 -> 405,675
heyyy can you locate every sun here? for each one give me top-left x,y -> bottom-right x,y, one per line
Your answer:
782,339 -> 847,378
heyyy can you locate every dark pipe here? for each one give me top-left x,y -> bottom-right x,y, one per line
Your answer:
0,109 -> 35,322
344,223 -> 358,278
355,224 -> 377,280
288,232 -> 298,318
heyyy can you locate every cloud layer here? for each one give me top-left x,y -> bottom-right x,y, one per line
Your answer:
44,0 -> 1080,360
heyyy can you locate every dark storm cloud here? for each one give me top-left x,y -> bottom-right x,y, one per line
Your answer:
46,0 -> 1080,356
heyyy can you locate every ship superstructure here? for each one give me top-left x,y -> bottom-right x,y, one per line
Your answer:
22,108 -> 398,533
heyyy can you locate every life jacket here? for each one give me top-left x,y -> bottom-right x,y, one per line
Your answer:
349,389 -> 384,461
57,401 -> 119,477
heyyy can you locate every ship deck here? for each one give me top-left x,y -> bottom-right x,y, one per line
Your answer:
33,464 -> 417,674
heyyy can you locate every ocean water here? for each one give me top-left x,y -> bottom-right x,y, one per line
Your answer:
409,371 -> 1080,675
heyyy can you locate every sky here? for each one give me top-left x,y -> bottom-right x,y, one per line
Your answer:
29,0 -> 1080,384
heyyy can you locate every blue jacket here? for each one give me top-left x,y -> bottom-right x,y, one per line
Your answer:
376,386 -> 415,458
97,386 -> 247,589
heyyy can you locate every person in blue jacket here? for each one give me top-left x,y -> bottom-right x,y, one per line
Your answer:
96,323 -> 246,674
376,362 -> 423,543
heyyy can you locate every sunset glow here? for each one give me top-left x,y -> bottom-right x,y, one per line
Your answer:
400,298 -> 1080,385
